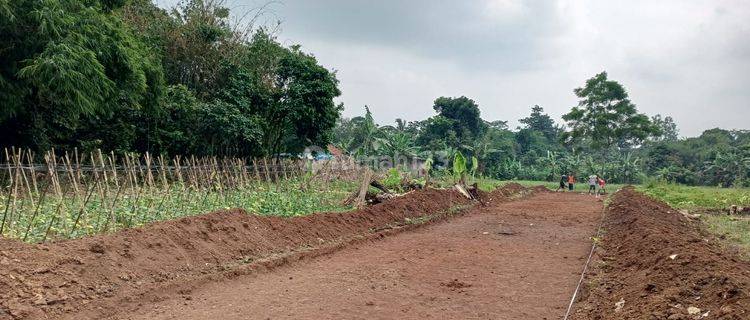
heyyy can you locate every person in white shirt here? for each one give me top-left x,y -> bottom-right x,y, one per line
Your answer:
587,175 -> 598,195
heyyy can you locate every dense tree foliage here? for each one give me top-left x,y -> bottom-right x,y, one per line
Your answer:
0,0 -> 340,157
561,72 -> 659,151
333,73 -> 748,187
642,129 -> 750,186
0,0 -> 164,151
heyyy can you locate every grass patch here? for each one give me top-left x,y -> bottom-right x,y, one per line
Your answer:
638,183 -> 750,210
702,215 -> 750,255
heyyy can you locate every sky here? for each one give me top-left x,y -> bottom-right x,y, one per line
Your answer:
155,0 -> 750,137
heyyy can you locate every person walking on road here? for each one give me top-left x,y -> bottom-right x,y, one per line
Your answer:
567,173 -> 576,191
587,175 -> 598,195
556,173 -> 568,192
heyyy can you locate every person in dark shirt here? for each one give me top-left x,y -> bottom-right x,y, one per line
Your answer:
556,174 -> 568,192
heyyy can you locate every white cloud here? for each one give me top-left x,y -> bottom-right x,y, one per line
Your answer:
483,0 -> 527,20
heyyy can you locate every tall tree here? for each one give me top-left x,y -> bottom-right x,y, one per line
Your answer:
561,72 -> 659,153
650,114 -> 679,142
122,0 -> 249,98
216,31 -> 342,157
415,116 -> 459,151
432,96 -> 486,144
519,105 -> 558,141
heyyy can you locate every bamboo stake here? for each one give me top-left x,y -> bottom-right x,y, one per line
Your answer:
98,149 -> 109,186
0,178 -> 15,235
64,152 -> 80,195
42,215 -> 57,243
74,147 -> 82,182
136,154 -> 146,186
145,152 -> 155,188
16,148 -> 36,209
158,155 -> 168,191
45,151 -> 61,199
23,180 -> 51,242
240,158 -> 250,187
90,153 -> 107,232
109,151 -> 119,188
263,158 -> 271,182
102,183 -> 123,233
282,159 -> 289,180
153,187 -> 170,222
272,158 -> 280,182
126,167 -> 144,228
50,149 -> 62,196
27,149 -> 38,195
97,151 -> 111,216
2,148 -> 14,235
175,155 -> 184,187
252,158 -> 261,181
10,148 -> 21,229
179,187 -> 194,216
69,177 -> 98,237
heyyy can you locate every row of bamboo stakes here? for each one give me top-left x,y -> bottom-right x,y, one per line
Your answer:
0,147 -> 308,242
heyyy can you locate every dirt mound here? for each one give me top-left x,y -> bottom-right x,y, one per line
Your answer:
487,182 -> 528,199
0,187 -> 486,319
573,187 -> 750,319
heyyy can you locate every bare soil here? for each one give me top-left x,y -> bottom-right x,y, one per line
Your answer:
82,190 -> 602,319
7,184 -> 746,320
572,187 -> 750,319
1,187 -> 477,319
2,184 -> 550,319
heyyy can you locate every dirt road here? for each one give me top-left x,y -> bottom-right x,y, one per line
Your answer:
116,192 -> 601,320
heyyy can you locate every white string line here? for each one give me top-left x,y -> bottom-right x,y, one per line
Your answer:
563,203 -> 608,320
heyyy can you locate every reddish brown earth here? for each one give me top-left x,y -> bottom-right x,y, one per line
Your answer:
0,185 -> 529,319
86,190 -> 602,320
572,187 -> 750,319
7,184 -> 746,320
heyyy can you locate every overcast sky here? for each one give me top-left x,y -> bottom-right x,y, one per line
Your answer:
156,0 -> 749,137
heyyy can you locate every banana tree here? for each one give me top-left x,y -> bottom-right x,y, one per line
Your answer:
703,150 -> 750,187
382,131 -> 418,165
539,151 -> 560,181
453,151 -> 467,185
616,153 -> 641,184
348,106 -> 385,157
470,156 -> 479,180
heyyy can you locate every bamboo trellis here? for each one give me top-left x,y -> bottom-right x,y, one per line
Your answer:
0,147 -> 315,242
0,148 -> 306,192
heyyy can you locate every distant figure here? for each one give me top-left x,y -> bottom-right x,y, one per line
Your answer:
567,173 -> 576,191
556,174 -> 568,192
597,177 -> 607,196
588,175 -> 598,195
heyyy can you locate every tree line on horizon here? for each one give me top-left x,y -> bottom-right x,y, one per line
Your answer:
1,0 -> 748,187
333,72 -> 750,187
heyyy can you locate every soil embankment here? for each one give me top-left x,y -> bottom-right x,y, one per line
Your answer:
573,187 -> 750,319
2,186 -> 524,319
103,189 -> 603,319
